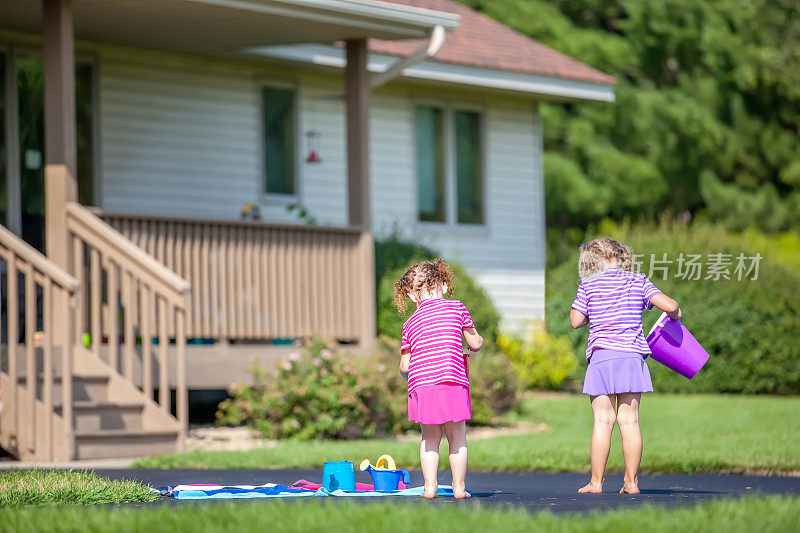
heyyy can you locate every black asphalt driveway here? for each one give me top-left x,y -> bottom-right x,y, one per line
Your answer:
94,468 -> 800,514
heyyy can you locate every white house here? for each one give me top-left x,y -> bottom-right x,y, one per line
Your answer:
0,0 -> 613,460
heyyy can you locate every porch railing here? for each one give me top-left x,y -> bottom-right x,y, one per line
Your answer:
66,202 -> 190,435
100,211 -> 373,343
0,224 -> 80,461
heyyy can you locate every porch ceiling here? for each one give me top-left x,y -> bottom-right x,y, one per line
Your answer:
0,0 -> 458,54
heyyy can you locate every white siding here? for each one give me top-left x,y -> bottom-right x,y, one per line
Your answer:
297,86 -> 348,226
370,94 -> 546,328
96,48 -> 545,328
99,50 -> 348,225
100,57 -> 262,219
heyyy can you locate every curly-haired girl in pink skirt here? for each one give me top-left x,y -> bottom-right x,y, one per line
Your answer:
395,258 -> 483,499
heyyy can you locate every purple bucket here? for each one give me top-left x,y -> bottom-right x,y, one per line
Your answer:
646,312 -> 710,379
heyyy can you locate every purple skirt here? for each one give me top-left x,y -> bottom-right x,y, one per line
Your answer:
408,383 -> 471,425
582,349 -> 653,396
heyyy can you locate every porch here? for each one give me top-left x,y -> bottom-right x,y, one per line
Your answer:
0,0 -> 455,460
97,210 -> 376,389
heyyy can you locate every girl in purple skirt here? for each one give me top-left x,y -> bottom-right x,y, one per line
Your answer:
570,238 -> 681,495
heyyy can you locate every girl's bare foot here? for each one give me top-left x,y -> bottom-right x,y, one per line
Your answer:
422,485 -> 438,499
619,484 -> 640,494
578,482 -> 603,494
452,485 -> 471,499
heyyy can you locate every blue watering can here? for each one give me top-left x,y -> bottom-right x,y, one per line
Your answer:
363,465 -> 410,491
359,455 -> 410,491
322,461 -> 356,491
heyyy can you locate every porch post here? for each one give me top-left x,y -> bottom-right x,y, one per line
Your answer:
43,0 -> 78,268
345,39 -> 376,345
345,39 -> 370,229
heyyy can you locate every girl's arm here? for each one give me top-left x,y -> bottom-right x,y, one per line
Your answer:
399,350 -> 410,381
570,308 -> 589,329
463,327 -> 483,351
650,293 -> 682,320
399,350 -> 410,373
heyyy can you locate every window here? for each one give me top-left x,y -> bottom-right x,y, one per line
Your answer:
415,106 -> 445,222
414,104 -> 484,226
262,86 -> 295,196
75,61 -> 95,207
455,110 -> 483,224
3,53 -> 96,251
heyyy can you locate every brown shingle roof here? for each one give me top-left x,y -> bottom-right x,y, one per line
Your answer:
371,0 -> 615,85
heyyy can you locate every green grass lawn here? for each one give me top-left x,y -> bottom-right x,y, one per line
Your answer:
133,394 -> 800,473
0,469 -> 158,507
1,496 -> 798,532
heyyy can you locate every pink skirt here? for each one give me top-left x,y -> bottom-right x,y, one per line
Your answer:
408,383 -> 471,424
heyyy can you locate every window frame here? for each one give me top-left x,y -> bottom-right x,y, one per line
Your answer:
411,98 -> 488,232
258,79 -> 302,205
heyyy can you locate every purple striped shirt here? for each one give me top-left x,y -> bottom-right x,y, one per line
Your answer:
571,268 -> 661,358
401,298 -> 474,393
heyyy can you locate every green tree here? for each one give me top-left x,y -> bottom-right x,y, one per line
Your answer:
460,0 -> 800,233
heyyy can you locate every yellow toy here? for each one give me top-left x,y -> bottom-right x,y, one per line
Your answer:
359,454 -> 396,471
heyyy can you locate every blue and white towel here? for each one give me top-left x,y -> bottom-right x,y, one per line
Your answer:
154,483 -> 460,499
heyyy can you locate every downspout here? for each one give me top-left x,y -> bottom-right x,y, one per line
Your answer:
370,24 -> 445,89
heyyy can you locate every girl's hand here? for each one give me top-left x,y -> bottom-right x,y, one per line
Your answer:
463,327 -> 483,351
651,293 -> 681,321
399,352 -> 410,373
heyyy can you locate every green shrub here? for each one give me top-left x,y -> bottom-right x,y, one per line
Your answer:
464,352 -> 519,425
375,235 -> 501,347
546,219 -> 800,394
217,337 -> 518,439
378,263 -> 500,347
497,327 -> 578,390
375,236 -> 438,283
217,338 -> 409,439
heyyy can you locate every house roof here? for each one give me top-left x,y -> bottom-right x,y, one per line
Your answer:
370,0 -> 615,85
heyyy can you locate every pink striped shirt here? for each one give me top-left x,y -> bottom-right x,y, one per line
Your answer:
401,298 -> 474,394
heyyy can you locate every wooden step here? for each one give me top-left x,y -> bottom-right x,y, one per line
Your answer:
17,374 -> 109,401
74,428 -> 180,459
54,401 -> 144,432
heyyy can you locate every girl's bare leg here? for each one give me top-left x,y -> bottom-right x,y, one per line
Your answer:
443,421 -> 470,498
578,394 -> 617,494
616,393 -> 642,494
420,424 -> 443,498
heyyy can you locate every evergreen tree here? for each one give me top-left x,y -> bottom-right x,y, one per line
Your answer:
461,0 -> 800,232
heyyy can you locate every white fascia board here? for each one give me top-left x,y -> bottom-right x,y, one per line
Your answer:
247,43 -> 616,102
287,0 -> 461,29
188,0 -> 459,38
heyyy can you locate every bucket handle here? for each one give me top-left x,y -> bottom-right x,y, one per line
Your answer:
376,455 -> 396,470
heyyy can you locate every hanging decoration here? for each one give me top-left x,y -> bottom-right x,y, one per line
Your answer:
305,130 -> 322,163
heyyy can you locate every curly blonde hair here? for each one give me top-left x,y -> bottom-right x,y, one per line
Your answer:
619,244 -> 633,272
578,237 -> 630,279
393,258 -> 454,315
